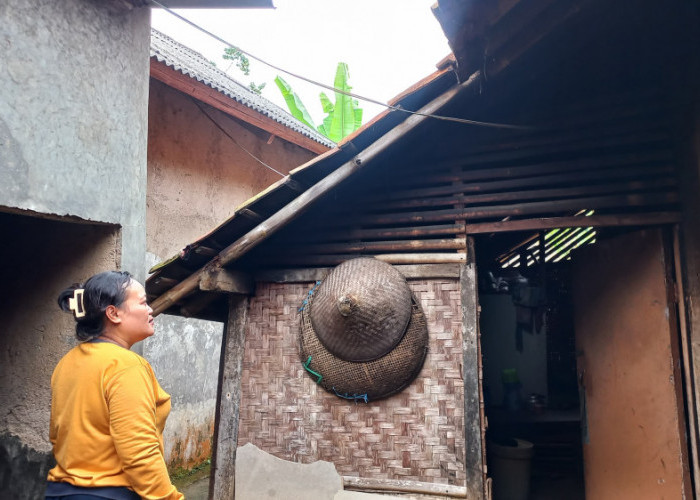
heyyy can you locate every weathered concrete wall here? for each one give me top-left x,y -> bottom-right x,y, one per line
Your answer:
0,212 -> 120,499
0,0 -> 150,280
0,1 -> 150,496
146,79 -> 317,259
145,80 -> 318,469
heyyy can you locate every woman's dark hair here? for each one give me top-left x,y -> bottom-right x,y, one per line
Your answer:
58,271 -> 133,341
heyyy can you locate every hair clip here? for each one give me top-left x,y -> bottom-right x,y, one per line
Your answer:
68,289 -> 86,318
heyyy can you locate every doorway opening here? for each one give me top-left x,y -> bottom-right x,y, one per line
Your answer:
475,225 -> 692,500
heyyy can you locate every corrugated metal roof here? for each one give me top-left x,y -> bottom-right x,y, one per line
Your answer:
150,28 -> 335,148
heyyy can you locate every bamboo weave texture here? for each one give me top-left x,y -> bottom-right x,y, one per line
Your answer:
238,279 -> 465,485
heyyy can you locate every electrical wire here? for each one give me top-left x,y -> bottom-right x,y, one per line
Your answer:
191,97 -> 286,178
149,0 -> 532,131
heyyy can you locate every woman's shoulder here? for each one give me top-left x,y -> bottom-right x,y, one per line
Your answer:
82,342 -> 153,372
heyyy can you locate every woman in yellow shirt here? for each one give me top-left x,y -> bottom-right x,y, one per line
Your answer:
46,271 -> 184,500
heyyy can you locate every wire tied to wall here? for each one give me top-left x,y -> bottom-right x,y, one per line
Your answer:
191,97 -> 286,178
149,0 -> 533,131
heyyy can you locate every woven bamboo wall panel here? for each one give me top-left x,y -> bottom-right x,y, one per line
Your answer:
239,279 -> 466,485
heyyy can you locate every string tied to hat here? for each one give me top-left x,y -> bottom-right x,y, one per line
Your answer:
297,280 -> 322,312
302,356 -> 323,384
332,387 -> 369,404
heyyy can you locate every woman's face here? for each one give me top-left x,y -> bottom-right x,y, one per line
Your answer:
116,281 -> 154,343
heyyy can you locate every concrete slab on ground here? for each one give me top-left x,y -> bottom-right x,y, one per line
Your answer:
235,443 -> 343,500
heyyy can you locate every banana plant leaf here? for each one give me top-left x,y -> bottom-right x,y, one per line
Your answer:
318,92 -> 334,138
274,76 -> 317,130
326,63 -> 361,142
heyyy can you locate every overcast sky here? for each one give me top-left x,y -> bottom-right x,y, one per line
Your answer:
151,0 -> 451,124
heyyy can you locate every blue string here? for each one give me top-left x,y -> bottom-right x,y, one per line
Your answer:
302,356 -> 322,384
332,387 -> 369,404
298,280 -> 322,312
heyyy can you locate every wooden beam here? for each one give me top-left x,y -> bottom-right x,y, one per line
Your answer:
251,252 -> 467,267
343,476 -> 467,498
369,178 -> 677,211
394,150 -> 671,188
254,263 -> 462,283
239,208 -> 265,223
150,71 -> 478,316
464,212 -> 681,234
180,292 -> 220,318
292,223 -> 466,243
209,295 -> 249,500
367,163 -> 674,203
150,59 -> 330,155
267,237 -> 467,255
199,268 -> 254,295
461,239 -> 485,499
351,192 -> 679,226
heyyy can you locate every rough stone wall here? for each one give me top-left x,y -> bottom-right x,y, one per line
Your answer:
0,0 -> 150,279
145,80 -> 318,469
0,213 -> 120,499
239,280 -> 466,485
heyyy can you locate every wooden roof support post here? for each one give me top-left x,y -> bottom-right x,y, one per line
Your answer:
209,294 -> 249,500
460,237 -> 486,499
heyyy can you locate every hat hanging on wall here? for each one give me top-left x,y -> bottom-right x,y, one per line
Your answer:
299,258 -> 429,402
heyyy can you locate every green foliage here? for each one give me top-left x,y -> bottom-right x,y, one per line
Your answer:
249,82 -> 266,95
223,47 -> 250,75
274,75 -> 317,130
222,46 -> 266,96
274,62 -> 363,142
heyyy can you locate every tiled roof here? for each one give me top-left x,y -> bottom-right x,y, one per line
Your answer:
150,28 -> 335,148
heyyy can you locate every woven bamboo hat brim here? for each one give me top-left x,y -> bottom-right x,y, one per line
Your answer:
299,258 -> 429,401
309,258 -> 412,362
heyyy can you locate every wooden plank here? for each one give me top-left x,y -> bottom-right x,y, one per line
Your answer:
254,263 -> 462,283
291,223 -> 466,243
369,177 -> 676,211
464,212 -> 681,234
209,295 -> 249,500
351,192 -> 679,226
150,60 -> 330,154
367,163 -> 674,203
342,476 -> 467,498
180,292 -> 220,318
269,237 -> 467,255
673,226 -> 700,492
461,239 -> 485,499
393,150 -> 671,188
239,208 -> 264,223
199,268 -> 254,295
252,252 -> 467,267
150,71 -> 477,316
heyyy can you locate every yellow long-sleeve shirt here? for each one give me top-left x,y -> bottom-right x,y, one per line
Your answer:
48,341 -> 183,500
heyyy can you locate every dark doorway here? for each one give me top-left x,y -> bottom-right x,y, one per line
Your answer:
476,226 -> 692,500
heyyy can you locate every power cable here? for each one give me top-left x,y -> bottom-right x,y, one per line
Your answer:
191,97 -> 286,178
149,0 -> 533,131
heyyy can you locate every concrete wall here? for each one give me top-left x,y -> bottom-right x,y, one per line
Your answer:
0,213 -> 121,499
145,79 -> 318,469
146,79 -> 317,259
0,0 -> 150,279
0,1 -> 150,496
